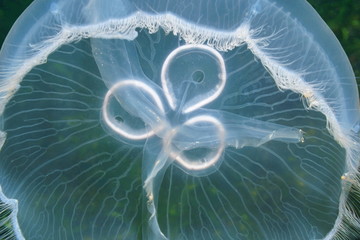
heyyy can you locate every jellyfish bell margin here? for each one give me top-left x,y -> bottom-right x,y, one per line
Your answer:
0,0 -> 359,239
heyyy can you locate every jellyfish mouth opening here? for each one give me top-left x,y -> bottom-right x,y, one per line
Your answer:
191,70 -> 205,83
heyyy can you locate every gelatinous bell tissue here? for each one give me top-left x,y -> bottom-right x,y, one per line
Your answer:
0,0 -> 359,239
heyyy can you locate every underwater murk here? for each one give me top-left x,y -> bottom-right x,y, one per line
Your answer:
0,0 -> 359,239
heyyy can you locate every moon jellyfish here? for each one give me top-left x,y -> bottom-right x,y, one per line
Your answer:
0,0 -> 359,239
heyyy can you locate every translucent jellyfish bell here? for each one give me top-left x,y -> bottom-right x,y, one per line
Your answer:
0,0 -> 359,239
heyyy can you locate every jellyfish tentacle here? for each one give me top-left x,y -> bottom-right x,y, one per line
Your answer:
217,110 -> 304,148
142,137 -> 171,240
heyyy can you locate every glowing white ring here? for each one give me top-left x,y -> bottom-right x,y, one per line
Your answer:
161,44 -> 226,114
102,80 -> 165,140
168,115 -> 225,171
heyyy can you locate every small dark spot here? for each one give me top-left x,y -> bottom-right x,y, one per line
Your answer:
115,116 -> 124,123
192,70 -> 205,83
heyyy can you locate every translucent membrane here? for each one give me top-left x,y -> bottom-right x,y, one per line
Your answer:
0,0 -> 359,239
